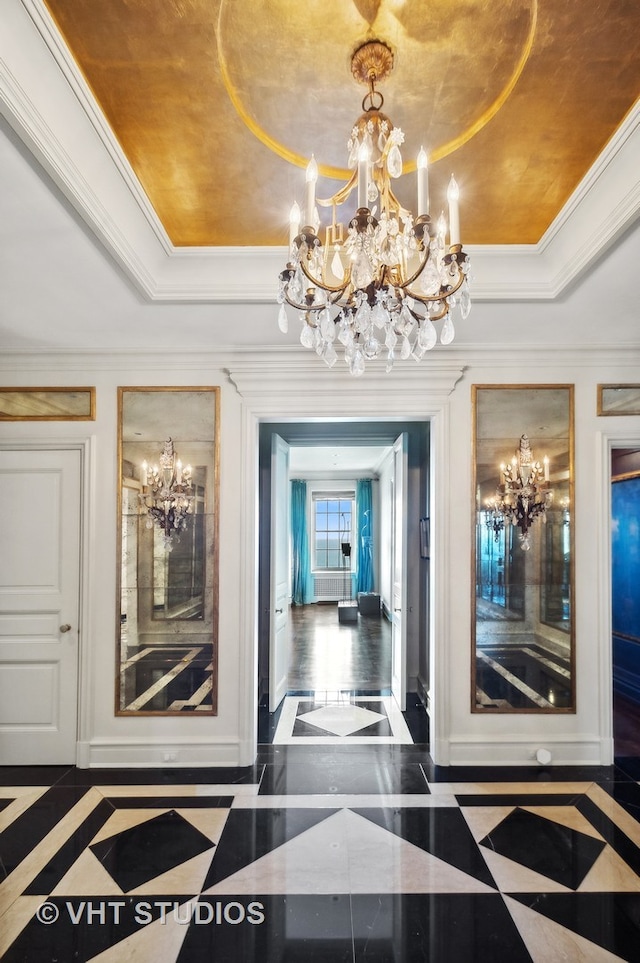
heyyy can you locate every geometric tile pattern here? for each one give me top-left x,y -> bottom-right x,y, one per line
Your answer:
273,696 -> 413,745
89,810 -> 214,891
478,806 -> 606,890
1,765 -> 640,961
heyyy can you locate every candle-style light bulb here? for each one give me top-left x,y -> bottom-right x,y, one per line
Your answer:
447,174 -> 460,246
141,461 -> 148,486
289,201 -> 301,248
305,156 -> 317,226
543,455 -> 550,482
357,142 -> 369,209
417,146 -> 429,216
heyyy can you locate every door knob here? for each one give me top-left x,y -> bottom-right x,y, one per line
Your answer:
60,623 -> 72,633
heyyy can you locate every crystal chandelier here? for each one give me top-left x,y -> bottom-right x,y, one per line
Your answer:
139,439 -> 194,543
483,496 -> 505,542
277,39 -> 471,376
494,434 -> 552,551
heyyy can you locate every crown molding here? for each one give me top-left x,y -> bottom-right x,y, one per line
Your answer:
1,1 -> 638,304
0,343 -> 639,372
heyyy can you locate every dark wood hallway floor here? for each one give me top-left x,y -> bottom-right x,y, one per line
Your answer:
287,603 -> 391,691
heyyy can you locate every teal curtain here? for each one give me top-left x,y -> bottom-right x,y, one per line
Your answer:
291,480 -> 312,605
356,478 -> 374,593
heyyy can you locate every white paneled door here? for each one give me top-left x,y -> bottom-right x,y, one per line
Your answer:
0,449 -> 81,764
269,434 -> 290,712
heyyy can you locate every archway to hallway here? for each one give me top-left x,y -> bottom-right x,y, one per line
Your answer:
256,418 -> 431,748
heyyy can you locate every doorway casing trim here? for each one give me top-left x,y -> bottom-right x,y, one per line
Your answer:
228,362 -> 466,766
596,424 -> 640,765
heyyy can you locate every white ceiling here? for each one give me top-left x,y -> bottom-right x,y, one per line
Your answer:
289,445 -> 391,475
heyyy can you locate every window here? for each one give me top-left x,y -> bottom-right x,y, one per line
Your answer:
313,494 -> 354,570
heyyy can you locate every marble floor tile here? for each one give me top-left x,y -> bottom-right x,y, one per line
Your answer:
273,695 -> 413,745
2,761 -> 640,961
259,759 -> 429,795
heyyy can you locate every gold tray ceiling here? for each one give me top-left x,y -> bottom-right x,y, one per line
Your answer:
43,0 -> 640,247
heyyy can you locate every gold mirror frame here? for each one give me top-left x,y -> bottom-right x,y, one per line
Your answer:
116,387 -> 220,716
597,384 -> 640,416
0,387 -> 95,420
472,385 -> 575,713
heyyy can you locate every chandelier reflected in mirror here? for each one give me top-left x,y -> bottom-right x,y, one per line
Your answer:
277,39 -> 471,376
139,438 -> 194,545
493,434 -> 553,551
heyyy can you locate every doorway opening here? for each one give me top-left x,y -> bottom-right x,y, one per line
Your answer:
611,447 -> 640,762
256,419 -> 431,747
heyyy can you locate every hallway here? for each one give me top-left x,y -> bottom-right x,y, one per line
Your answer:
287,603 -> 392,692
1,753 -> 640,960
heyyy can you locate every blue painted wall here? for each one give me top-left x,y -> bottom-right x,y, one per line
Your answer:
612,470 -> 640,705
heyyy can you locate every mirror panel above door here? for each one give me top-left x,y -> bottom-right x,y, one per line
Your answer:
117,387 -> 219,715
472,385 -> 575,713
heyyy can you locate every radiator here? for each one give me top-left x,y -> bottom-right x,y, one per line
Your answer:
313,573 -> 352,601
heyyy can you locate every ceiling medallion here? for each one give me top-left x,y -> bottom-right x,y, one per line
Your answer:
277,39 -> 471,376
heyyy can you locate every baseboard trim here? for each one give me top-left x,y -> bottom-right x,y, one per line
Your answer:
79,739 -> 243,769
445,737 -> 605,767
416,675 -> 430,713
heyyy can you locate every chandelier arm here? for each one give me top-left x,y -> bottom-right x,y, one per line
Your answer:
298,256 -> 353,296
283,285 -> 350,313
402,262 -> 467,304
384,183 -> 411,220
404,301 -> 448,324
316,170 -> 358,209
392,245 -> 430,290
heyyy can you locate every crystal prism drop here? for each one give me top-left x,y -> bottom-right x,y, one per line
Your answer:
400,303 -> 414,334
300,323 -> 315,349
386,348 -> 395,373
320,309 -> 335,341
371,303 -> 387,328
351,349 -> 365,377
352,252 -> 374,289
419,261 -> 440,297
387,144 -> 402,179
363,336 -> 380,360
331,249 -> 345,281
460,280 -> 471,319
324,343 -> 338,368
344,338 -> 356,362
354,301 -> 371,332
277,304 -> 288,334
338,320 -> 351,346
418,318 -> 437,351
385,327 -> 398,350
441,313 -> 455,344
400,335 -> 411,360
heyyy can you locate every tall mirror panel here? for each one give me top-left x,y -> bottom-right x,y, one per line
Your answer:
472,385 -> 575,712
117,387 -> 219,715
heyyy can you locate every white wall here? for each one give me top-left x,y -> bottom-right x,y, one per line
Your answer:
2,348 -> 640,768
0,361 -> 246,768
